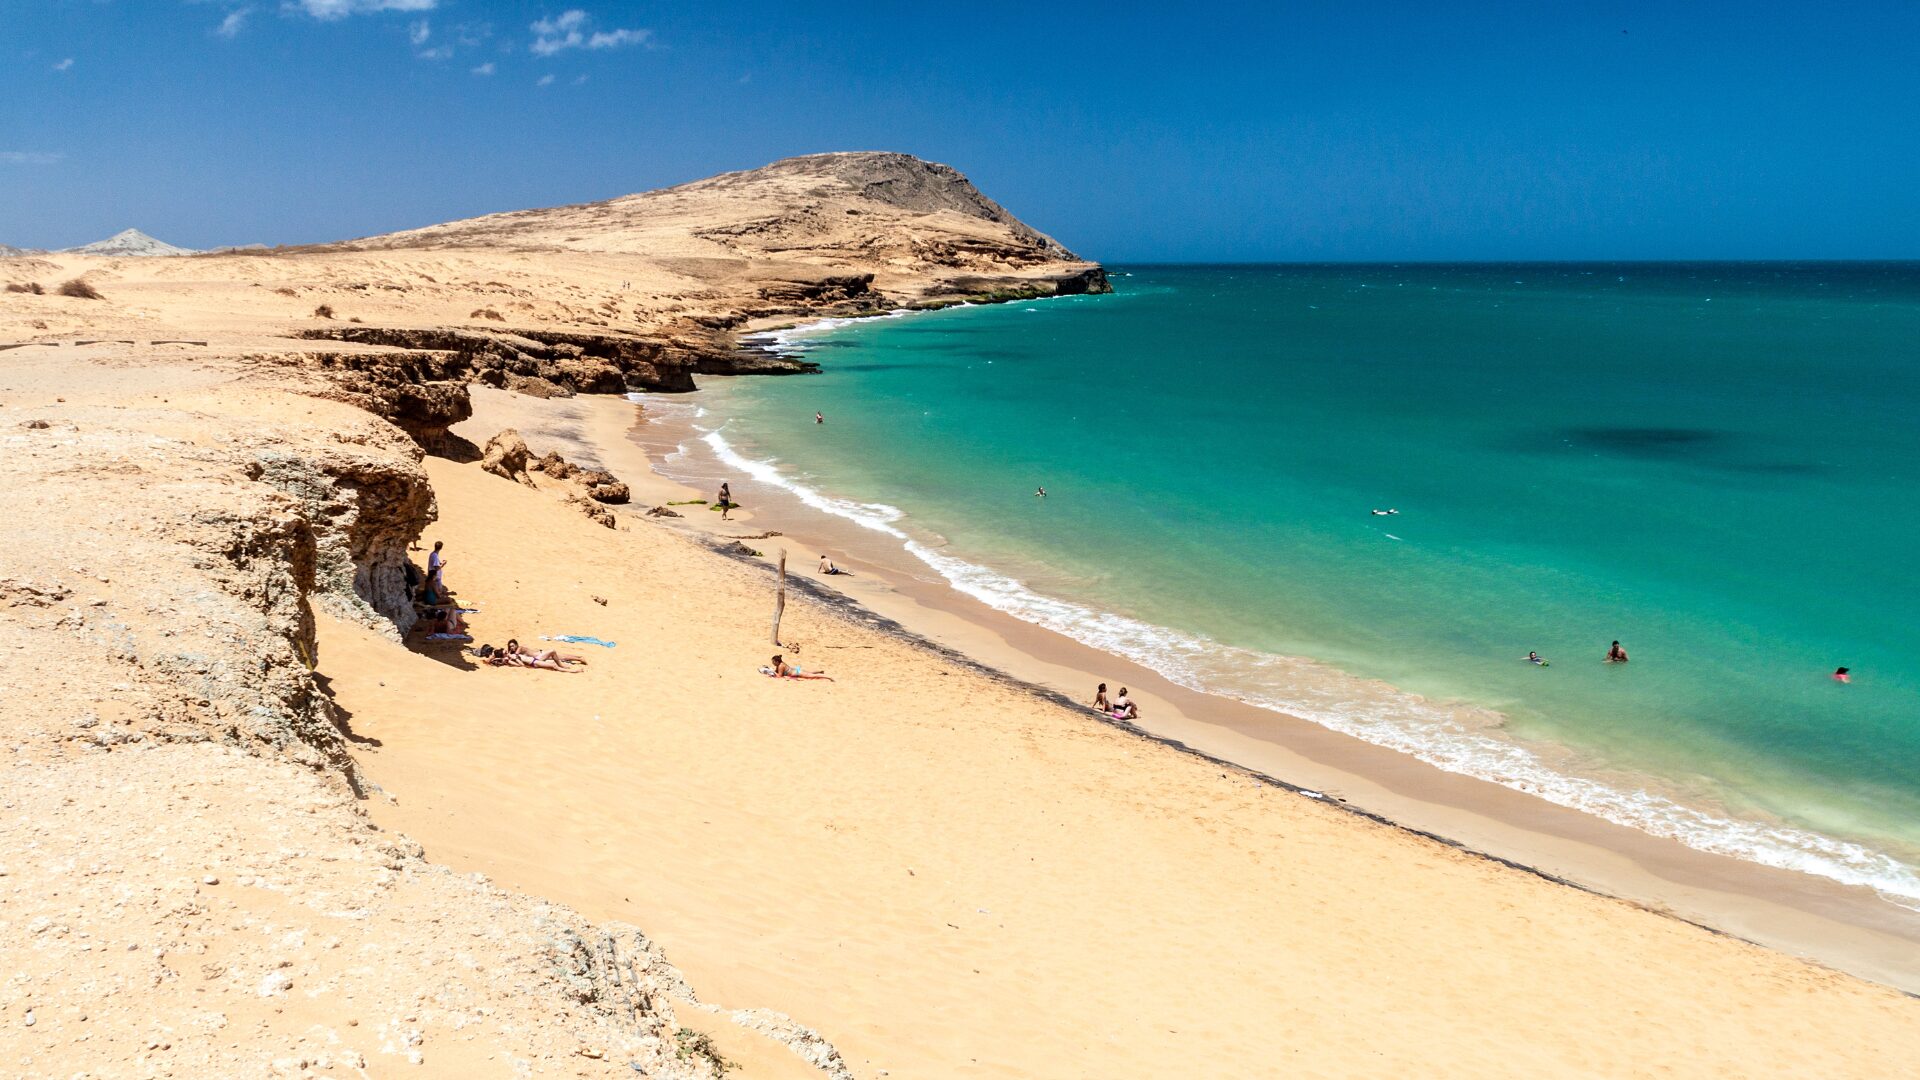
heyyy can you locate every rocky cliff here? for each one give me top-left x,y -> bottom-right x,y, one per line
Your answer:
0,346 -> 850,1076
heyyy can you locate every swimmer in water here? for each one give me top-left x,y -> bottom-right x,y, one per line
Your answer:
1035,486 -> 1047,498
1370,509 -> 1390,516
1833,666 -> 1851,683
1605,640 -> 1629,663
1526,651 -> 1548,665
815,412 -> 825,424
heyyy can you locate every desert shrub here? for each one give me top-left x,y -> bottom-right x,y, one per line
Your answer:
4,282 -> 44,294
347,316 -> 363,323
274,287 -> 298,297
470,307 -> 505,321
55,278 -> 103,300
313,303 -> 335,319
673,1029 -> 736,1076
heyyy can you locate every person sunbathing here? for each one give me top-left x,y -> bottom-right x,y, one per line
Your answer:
769,654 -> 833,681
506,638 -> 587,666
476,641 -> 585,672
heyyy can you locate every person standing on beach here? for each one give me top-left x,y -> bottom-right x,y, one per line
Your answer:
718,482 -> 733,520
1606,640 -> 1629,663
427,540 -> 448,596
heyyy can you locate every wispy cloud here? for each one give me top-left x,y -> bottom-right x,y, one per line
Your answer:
586,28 -> 646,49
536,73 -> 556,86
215,7 -> 253,38
471,61 -> 495,76
52,58 -> 74,73
285,0 -> 435,20
1,151 -> 64,166
408,18 -> 430,46
530,9 -> 648,56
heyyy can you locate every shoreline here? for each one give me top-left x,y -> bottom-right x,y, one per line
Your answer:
462,384 -> 1920,994
711,307 -> 1920,910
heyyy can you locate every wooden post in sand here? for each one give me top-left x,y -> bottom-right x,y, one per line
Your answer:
770,548 -> 788,645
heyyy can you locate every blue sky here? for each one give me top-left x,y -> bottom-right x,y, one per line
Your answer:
2,1 -> 1915,260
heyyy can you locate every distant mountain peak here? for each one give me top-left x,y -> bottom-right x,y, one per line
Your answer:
65,229 -> 197,257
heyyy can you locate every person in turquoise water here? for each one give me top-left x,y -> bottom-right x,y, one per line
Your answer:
1606,641 -> 1629,663
1527,651 -> 1549,666
1833,667 -> 1852,684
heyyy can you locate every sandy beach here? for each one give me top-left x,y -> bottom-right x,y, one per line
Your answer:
9,150 -> 1919,1078
309,386 -> 1920,1078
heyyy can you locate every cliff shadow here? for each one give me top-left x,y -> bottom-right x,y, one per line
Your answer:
405,636 -> 481,673
312,672 -> 382,748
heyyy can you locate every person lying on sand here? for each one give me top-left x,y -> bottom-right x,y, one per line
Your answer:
769,654 -> 833,681
506,638 -> 587,666
475,641 -> 587,672
818,555 -> 851,576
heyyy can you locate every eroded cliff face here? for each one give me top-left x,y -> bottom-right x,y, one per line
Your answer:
0,349 -> 846,1076
0,359 -> 431,785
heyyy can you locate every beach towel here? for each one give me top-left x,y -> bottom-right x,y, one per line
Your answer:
541,634 -> 616,648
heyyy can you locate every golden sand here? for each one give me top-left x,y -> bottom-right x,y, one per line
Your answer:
317,445 -> 1920,1079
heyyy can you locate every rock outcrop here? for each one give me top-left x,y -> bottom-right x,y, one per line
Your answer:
480,428 -> 534,485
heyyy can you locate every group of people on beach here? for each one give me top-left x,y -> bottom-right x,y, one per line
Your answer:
1091,683 -> 1139,720
409,541 -> 470,638
405,540 -> 596,672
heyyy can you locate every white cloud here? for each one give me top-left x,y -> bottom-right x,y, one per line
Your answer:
52,58 -> 74,72
215,7 -> 253,38
408,19 -> 430,45
587,28 -> 646,49
530,9 -> 647,56
1,151 -> 64,166
536,73 -> 555,87
471,61 -> 495,76
416,45 -> 452,59
286,0 -> 435,21
572,73 -> 588,85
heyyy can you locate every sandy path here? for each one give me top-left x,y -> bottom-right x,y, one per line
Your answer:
316,459 -> 1920,1079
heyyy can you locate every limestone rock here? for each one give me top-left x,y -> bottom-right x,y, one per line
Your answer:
564,493 -> 617,529
480,429 -> 534,486
588,481 -> 630,505
531,451 -> 574,479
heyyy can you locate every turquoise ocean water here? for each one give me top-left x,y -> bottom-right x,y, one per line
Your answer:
671,264 -> 1920,905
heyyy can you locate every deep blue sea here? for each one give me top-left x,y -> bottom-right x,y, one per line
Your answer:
670,264 -> 1920,905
